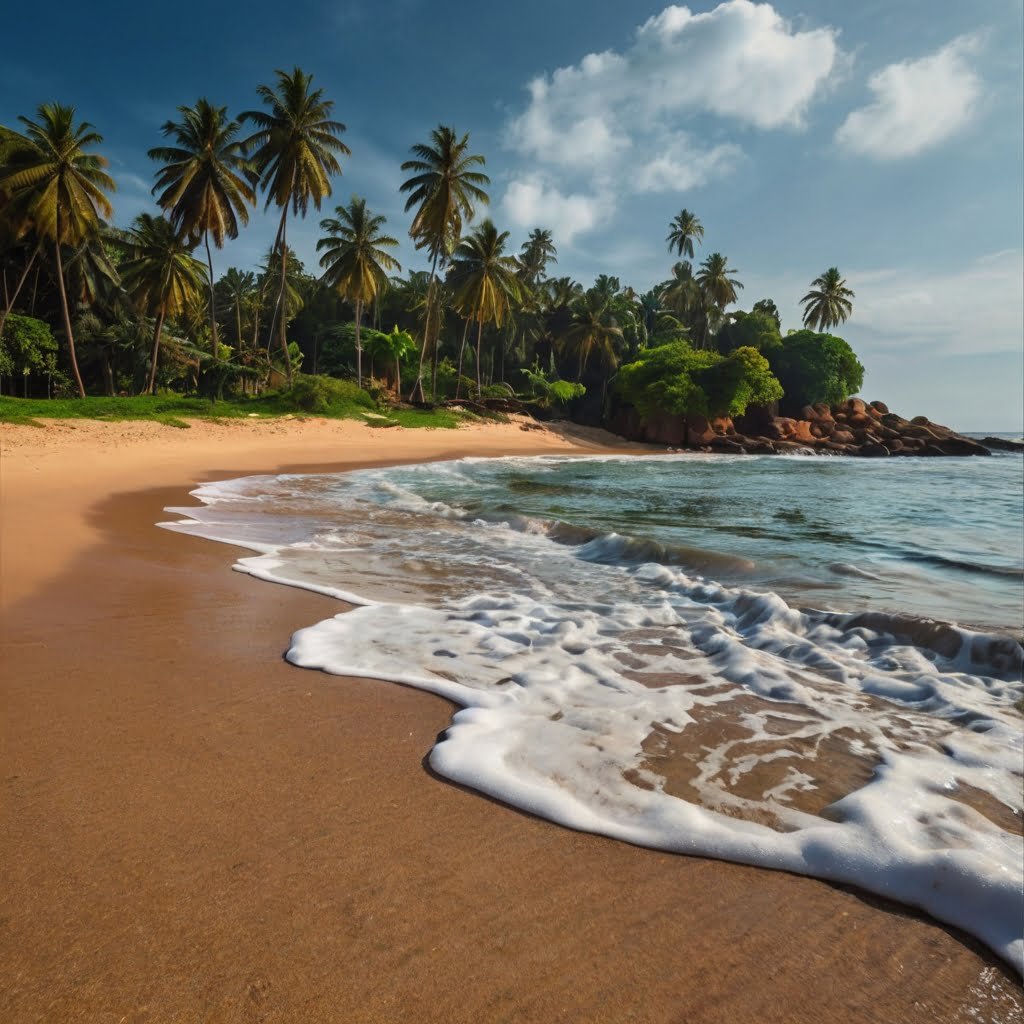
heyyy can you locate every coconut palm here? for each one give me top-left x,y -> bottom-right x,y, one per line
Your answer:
114,213 -> 207,393
695,252 -> 742,348
666,209 -> 704,260
242,68 -> 349,384
0,104 -> 116,396
801,267 -> 855,331
448,220 -> 521,396
217,267 -> 258,350
149,99 -> 256,365
560,290 -> 623,381
518,227 -> 557,286
318,196 -> 401,387
400,125 -> 490,401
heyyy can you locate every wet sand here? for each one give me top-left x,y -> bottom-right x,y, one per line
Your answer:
1,417 -> 1021,1023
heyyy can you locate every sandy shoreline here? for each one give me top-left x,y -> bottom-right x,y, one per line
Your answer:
1,416 -> 1021,1023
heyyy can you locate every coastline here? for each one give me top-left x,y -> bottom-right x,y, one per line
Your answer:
1,417 -> 1021,1022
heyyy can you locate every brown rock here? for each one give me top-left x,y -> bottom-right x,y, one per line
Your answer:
870,400 -> 890,414
832,430 -> 855,444
934,437 -> 991,457
846,398 -> 868,415
848,413 -> 873,428
859,443 -> 891,457
708,436 -> 745,453
910,415 -> 931,426
813,403 -> 833,419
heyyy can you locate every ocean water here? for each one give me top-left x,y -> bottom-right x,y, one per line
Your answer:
163,451 -> 1024,972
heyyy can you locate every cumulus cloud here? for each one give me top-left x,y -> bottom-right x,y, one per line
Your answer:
835,35 -> 983,160
501,176 -> 611,245
501,1 -> 842,243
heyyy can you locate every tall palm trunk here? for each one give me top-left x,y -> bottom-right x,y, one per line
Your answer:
475,315 -> 484,398
276,204 -> 293,383
203,230 -> 220,366
147,307 -> 167,395
0,241 -> 41,341
355,298 -> 363,388
454,317 -> 471,399
54,240 -> 86,398
409,250 -> 439,403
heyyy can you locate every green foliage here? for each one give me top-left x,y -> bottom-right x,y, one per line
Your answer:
319,322 -> 393,377
0,314 -> 58,378
617,341 -> 783,420
716,310 -> 781,355
767,330 -> 865,409
519,365 -> 586,407
282,373 -> 375,415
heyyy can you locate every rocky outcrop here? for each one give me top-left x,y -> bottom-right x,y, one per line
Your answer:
609,400 -> 1002,458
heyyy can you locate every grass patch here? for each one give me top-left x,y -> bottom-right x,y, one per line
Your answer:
0,376 -> 473,430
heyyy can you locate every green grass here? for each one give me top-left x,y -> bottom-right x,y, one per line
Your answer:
0,377 -> 475,431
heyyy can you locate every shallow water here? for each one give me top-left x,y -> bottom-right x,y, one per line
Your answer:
162,451 -> 1024,972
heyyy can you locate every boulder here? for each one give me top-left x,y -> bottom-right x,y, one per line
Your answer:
710,415 -> 735,435
813,403 -> 833,419
845,398 -> 868,415
980,436 -> 1024,452
832,429 -> 856,444
790,420 -> 816,444
742,439 -> 778,454
708,436 -> 745,453
859,443 -> 891,457
910,415 -> 931,426
848,413 -> 873,428
870,400 -> 890,414
934,437 -> 992,457
881,413 -> 909,429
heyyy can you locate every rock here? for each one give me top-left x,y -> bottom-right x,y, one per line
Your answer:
846,398 -> 868,415
790,420 -> 816,443
870,400 -> 890,414
710,415 -> 735,435
848,413 -> 874,428
832,429 -> 856,444
800,405 -> 819,421
881,413 -> 909,429
813,403 -> 833,419
910,415 -> 931,426
708,436 -> 745,453
822,442 -> 856,454
980,436 -> 1024,452
888,438 -> 904,452
919,444 -> 947,457
742,439 -> 778,454
859,443 -> 891,457
934,437 -> 991,457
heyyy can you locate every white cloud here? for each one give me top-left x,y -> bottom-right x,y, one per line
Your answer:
636,134 -> 744,192
501,1 -> 842,242
835,35 -> 983,160
501,176 -> 611,245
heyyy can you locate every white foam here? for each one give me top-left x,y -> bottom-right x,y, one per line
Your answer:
161,459 -> 1024,974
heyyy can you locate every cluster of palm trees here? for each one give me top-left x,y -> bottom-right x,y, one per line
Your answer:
0,81 -> 857,404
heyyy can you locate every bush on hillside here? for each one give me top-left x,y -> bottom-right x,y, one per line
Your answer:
284,374 -> 376,415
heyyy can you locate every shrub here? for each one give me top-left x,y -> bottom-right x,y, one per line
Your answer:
768,330 -> 864,410
715,309 -> 782,355
284,374 -> 376,415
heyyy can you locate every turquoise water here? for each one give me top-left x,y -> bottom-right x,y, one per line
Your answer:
164,450 -> 1024,971
398,451 -> 1024,633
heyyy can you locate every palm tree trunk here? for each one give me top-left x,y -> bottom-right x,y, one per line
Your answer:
409,250 -> 439,403
475,316 -> 484,398
355,298 -> 363,388
0,241 -> 41,342
204,231 -> 218,362
54,240 -> 86,399
31,263 -> 40,315
454,318 -> 471,399
276,205 -> 293,384
147,306 -> 167,395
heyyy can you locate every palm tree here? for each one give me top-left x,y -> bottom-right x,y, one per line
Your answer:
242,68 -> 349,384
518,227 -> 557,286
0,104 -> 116,396
801,267 -> 854,332
400,125 -> 490,401
318,196 -> 401,387
560,290 -> 623,381
114,213 -> 207,393
666,209 -> 704,260
696,253 -> 742,348
217,268 -> 258,350
149,99 -> 256,366
448,220 -> 521,396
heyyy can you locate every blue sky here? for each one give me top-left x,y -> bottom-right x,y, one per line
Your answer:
2,0 -> 1022,430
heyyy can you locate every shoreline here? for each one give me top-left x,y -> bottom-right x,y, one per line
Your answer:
2,417 -> 1021,1022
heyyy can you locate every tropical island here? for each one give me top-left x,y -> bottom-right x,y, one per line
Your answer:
0,78 -> 1009,457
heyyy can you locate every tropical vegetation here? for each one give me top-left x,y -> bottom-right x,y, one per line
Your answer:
0,83 -> 866,438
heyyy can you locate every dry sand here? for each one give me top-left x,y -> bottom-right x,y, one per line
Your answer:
1,416 -> 1021,1023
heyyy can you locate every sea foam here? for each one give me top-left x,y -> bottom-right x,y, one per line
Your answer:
162,455 -> 1024,973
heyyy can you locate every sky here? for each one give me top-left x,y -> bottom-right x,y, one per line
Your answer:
2,0 -> 1022,431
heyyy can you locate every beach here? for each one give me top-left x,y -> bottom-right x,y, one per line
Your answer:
2,417 -> 1021,1024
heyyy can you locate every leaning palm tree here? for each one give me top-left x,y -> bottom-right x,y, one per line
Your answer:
447,219 -> 521,396
318,196 -> 401,387
400,125 -> 490,401
114,213 -> 207,393
560,290 -> 624,381
149,99 -> 256,364
242,68 -> 349,384
666,209 -> 704,260
0,104 -> 116,396
801,267 -> 855,332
